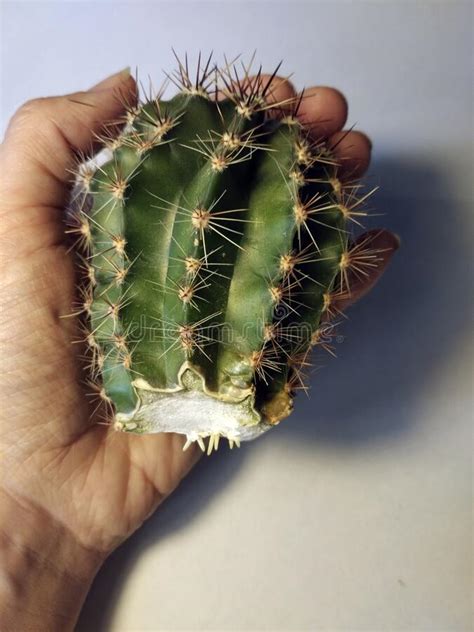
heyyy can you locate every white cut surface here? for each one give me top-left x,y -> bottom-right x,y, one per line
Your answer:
129,387 -> 271,442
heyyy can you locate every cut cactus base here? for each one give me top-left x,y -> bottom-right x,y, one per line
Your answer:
113,364 -> 275,452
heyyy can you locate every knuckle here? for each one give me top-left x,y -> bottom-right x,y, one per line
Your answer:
15,97 -> 50,120
7,98 -> 50,137
6,97 -> 62,150
8,96 -> 63,135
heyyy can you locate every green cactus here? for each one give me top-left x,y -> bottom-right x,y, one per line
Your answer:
69,56 -> 379,453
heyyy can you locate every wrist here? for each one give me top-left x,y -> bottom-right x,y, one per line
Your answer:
0,487 -> 105,632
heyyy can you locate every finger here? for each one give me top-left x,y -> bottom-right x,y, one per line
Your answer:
253,73 -> 296,108
331,229 -> 399,313
328,130 -> 372,181
1,69 -> 137,209
296,86 -> 348,139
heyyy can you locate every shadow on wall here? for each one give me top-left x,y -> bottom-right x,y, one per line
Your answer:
77,154 -> 471,631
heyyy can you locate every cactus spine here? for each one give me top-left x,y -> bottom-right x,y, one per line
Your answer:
68,55 -> 381,453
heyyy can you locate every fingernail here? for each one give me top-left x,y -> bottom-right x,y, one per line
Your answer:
364,229 -> 400,251
89,67 -> 131,92
380,230 -> 401,251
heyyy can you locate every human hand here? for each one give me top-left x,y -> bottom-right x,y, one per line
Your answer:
0,68 -> 397,631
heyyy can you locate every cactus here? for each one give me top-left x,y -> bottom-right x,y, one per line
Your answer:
69,55 -> 382,453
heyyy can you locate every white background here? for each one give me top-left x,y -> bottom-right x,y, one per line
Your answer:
1,1 -> 472,630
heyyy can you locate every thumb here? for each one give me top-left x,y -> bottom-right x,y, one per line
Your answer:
1,68 -> 137,209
